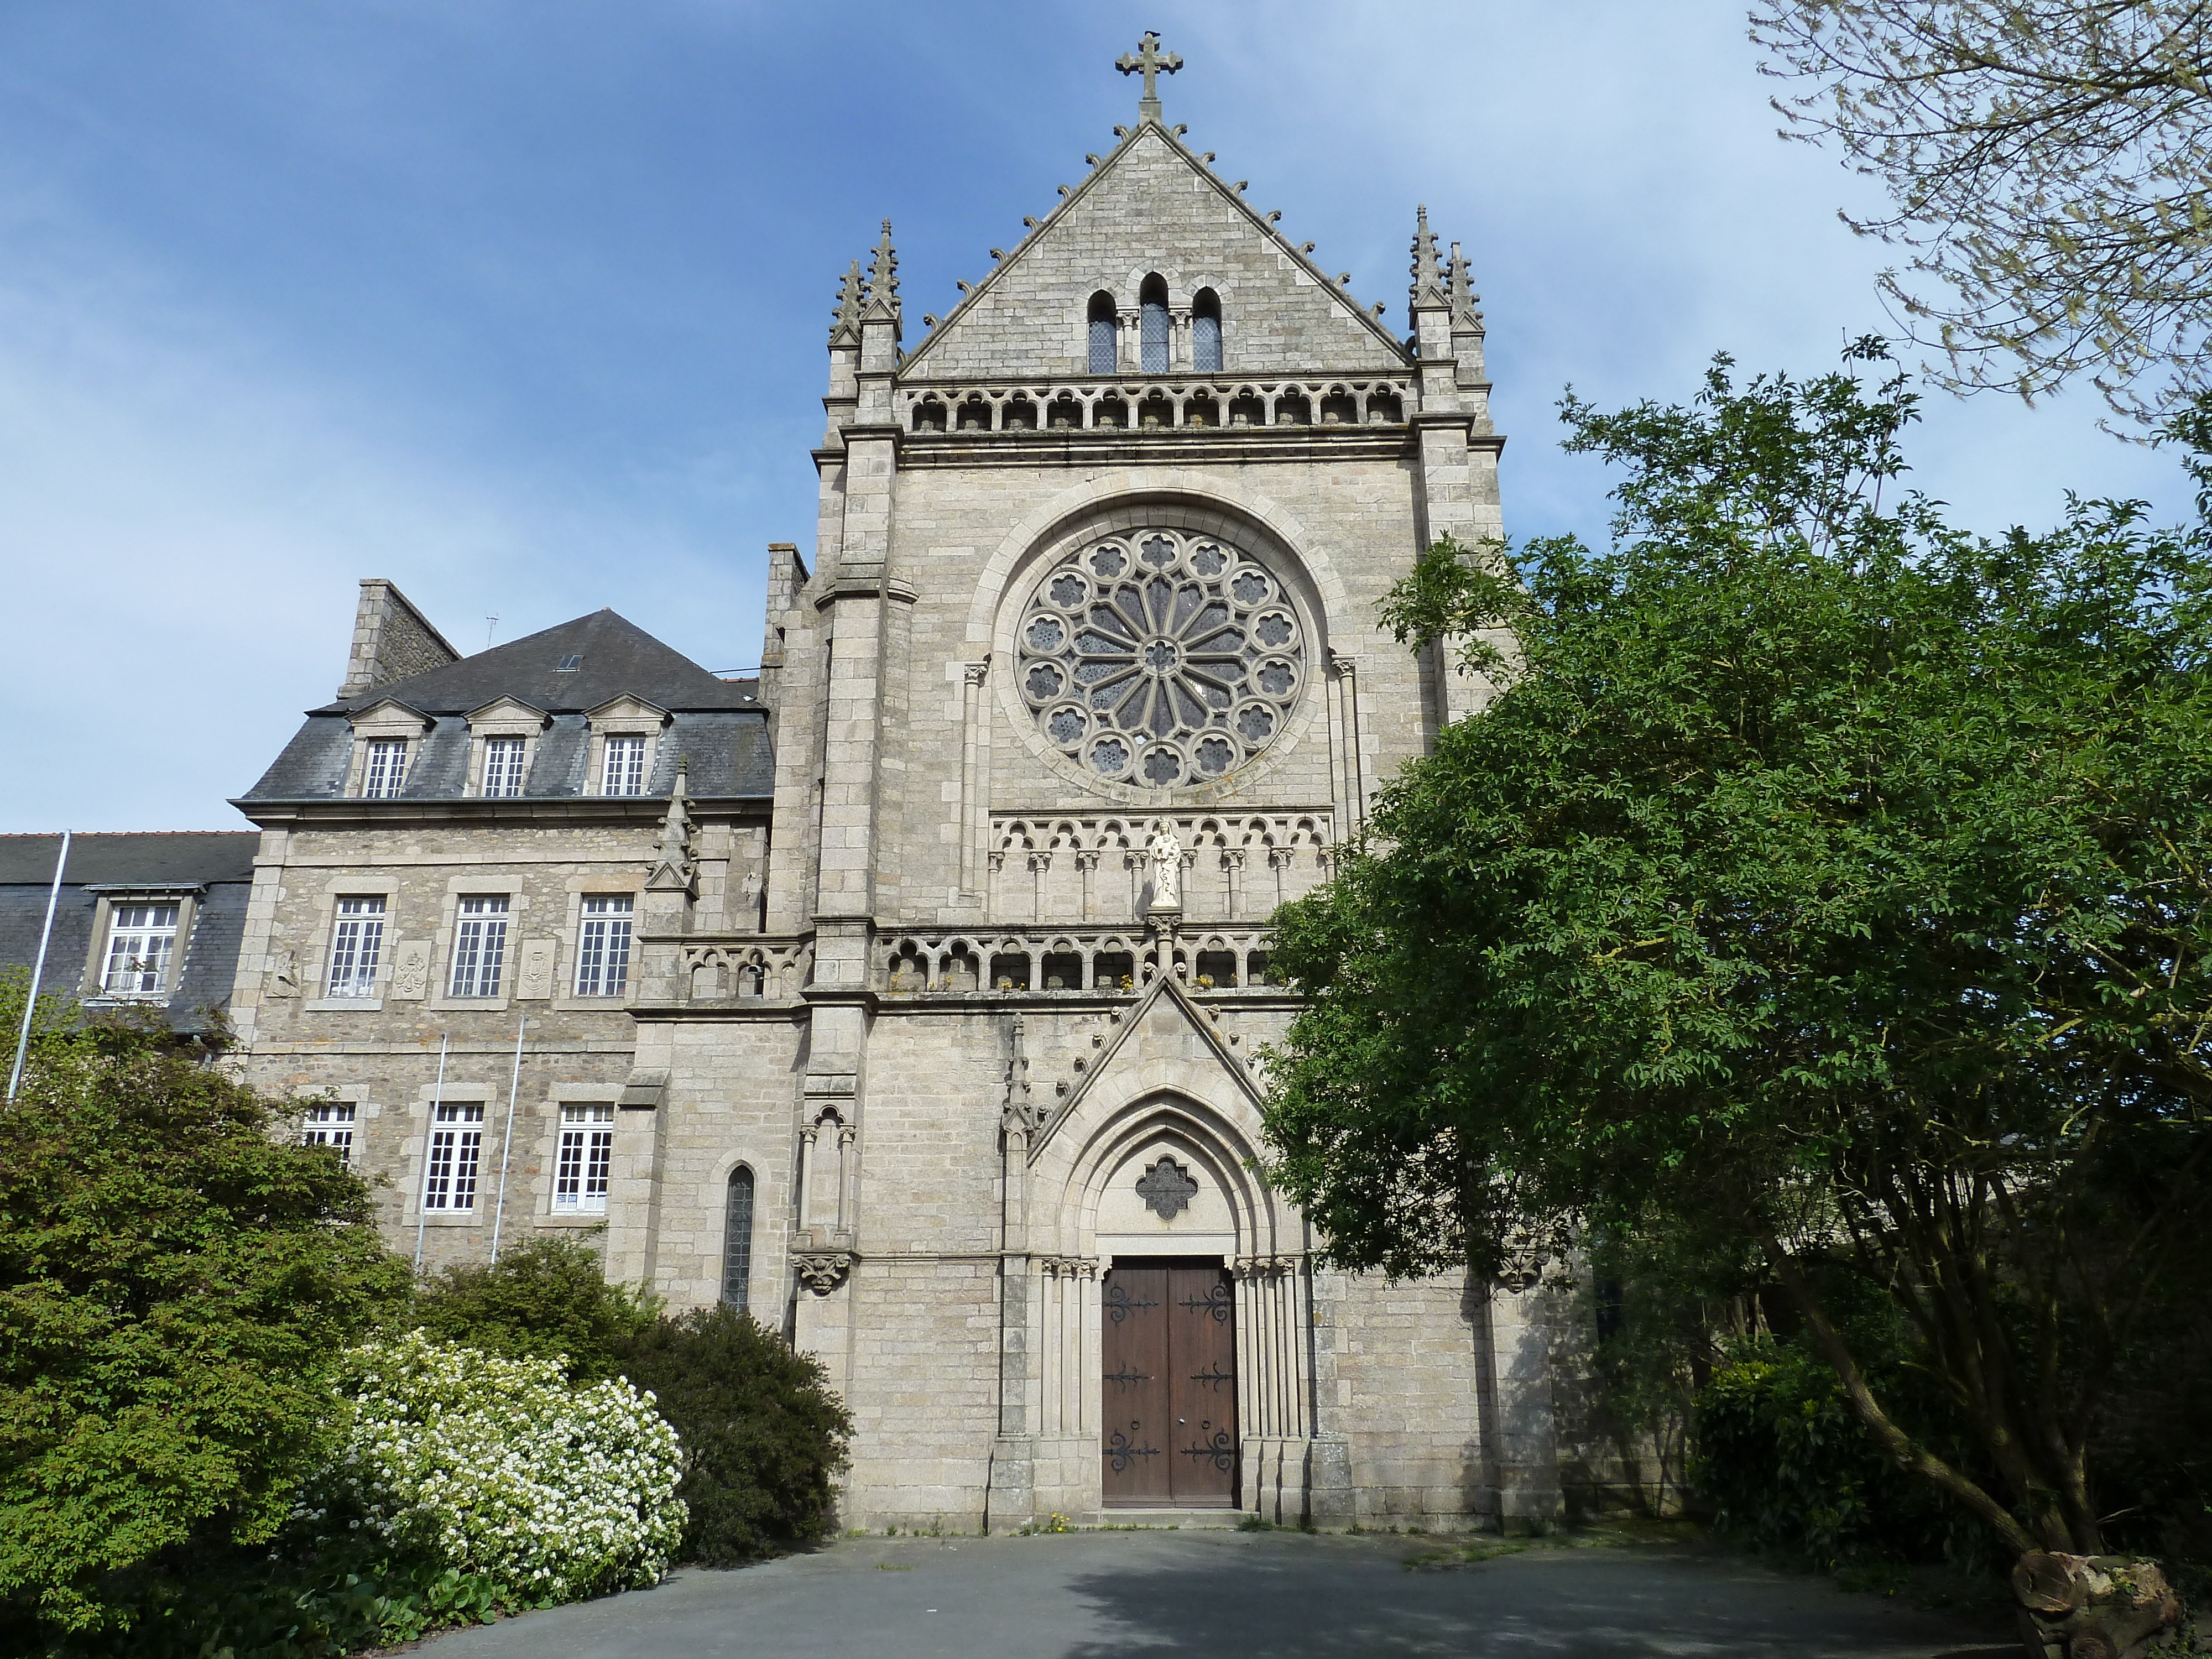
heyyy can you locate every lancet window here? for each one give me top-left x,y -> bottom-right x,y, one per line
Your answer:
1192,288 -> 1223,373
1087,291 -> 1118,374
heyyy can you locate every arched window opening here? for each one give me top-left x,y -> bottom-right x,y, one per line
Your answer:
1192,289 -> 1223,373
1087,291 -> 1118,374
722,1165 -> 755,1314
1139,275 -> 1170,375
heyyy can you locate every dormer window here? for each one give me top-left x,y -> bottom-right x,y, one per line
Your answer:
603,735 -> 647,796
482,737 -> 526,797
584,695 -> 669,797
1087,291 -> 1118,374
362,739 -> 409,799
1193,288 -> 1223,373
346,700 -> 432,799
103,901 -> 179,994
1139,274 -> 1170,374
463,697 -> 548,800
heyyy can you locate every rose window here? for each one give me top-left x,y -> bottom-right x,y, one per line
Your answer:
1018,529 -> 1305,787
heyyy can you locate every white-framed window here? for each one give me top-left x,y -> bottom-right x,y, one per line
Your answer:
301,1102 -> 357,1165
602,734 -> 648,796
102,901 -> 180,995
422,1102 -> 485,1212
326,896 -> 386,997
362,738 -> 410,799
481,736 -> 527,798
553,1103 -> 616,1213
448,896 -> 509,998
574,895 -> 634,997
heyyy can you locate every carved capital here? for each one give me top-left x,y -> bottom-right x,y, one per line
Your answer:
963,659 -> 990,687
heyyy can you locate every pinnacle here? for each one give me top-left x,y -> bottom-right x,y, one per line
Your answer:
1409,203 -> 1447,311
862,219 -> 900,323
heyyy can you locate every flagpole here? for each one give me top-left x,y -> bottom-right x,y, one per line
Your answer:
414,1034 -> 449,1274
489,1015 -> 526,1263
8,831 -> 71,1103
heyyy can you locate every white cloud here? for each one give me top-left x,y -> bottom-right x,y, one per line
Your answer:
0,1 -> 2190,831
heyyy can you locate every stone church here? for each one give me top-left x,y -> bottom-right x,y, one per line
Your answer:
173,38 -> 1581,1531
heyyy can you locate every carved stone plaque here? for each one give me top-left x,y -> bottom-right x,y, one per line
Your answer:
518,938 -> 556,1001
389,941 -> 430,1000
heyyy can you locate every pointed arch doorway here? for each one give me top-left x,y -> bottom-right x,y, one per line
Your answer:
1100,1258 -> 1238,1506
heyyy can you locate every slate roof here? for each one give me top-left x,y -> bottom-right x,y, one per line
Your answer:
314,609 -> 758,717
242,609 -> 773,805
0,832 -> 258,886
0,833 -> 259,1032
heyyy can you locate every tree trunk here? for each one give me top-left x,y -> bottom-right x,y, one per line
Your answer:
2010,1553 -> 2180,1659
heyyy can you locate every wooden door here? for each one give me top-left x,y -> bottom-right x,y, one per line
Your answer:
1100,1262 -> 1237,1506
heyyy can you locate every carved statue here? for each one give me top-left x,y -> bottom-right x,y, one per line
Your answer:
1149,827 -> 1183,911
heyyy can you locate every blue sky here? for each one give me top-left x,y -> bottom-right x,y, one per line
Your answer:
0,2 -> 2189,833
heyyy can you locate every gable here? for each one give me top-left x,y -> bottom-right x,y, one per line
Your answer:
902,126 -> 1409,382
1031,975 -> 1261,1161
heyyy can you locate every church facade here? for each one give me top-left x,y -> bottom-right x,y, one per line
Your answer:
214,41 -> 1584,1532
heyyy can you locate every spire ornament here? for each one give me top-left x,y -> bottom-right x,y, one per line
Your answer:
828,259 -> 864,348
645,758 -> 696,895
1116,30 -> 1181,124
1409,204 -> 1447,312
1448,241 -> 1485,332
861,220 -> 900,324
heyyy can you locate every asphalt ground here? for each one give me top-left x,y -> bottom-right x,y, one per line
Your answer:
413,1527 -> 2019,1658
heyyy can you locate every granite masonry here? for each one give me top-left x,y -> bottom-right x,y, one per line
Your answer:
119,39 -> 1589,1533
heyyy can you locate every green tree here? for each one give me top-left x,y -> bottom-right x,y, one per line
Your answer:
620,1305 -> 852,1566
1754,1 -> 2212,425
0,978 -> 409,1636
1259,347 -> 2212,1557
409,1235 -> 658,1384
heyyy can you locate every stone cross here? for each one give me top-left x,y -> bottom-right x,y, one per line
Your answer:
1117,31 -> 1181,122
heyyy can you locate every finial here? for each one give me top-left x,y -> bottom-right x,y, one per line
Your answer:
1448,241 -> 1484,330
862,220 -> 900,324
1115,30 -> 1182,124
828,259 -> 863,348
646,760 -> 696,894
1410,204 -> 1446,311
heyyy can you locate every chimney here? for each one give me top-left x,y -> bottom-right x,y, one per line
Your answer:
338,579 -> 461,700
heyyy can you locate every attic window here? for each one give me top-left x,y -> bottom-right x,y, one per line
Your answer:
556,655 -> 584,671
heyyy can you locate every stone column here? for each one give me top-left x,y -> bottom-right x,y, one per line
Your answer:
958,661 -> 988,897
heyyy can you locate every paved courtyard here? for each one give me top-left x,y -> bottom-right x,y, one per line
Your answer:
415,1528 -> 2017,1658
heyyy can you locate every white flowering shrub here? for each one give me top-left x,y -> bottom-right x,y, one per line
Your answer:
321,1331 -> 685,1609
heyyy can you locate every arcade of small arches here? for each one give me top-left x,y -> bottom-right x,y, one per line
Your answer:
1089,276 -> 1221,375
989,812 -> 1333,923
879,925 -> 1281,997
901,375 -> 1410,434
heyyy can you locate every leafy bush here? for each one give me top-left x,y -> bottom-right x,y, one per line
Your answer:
1693,1339 -> 1995,1571
407,1235 -> 658,1383
620,1305 -> 851,1564
0,983 -> 407,1642
315,1332 -> 685,1607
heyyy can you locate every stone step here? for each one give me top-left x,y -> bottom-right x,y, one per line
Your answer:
1094,1507 -> 1247,1529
